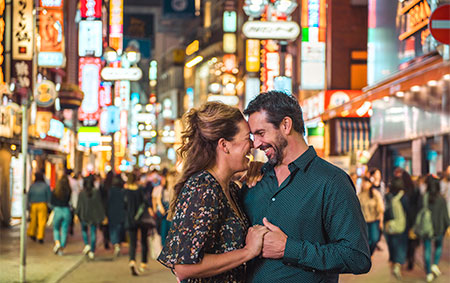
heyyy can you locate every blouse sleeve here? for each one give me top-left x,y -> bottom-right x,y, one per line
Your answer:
157,176 -> 221,268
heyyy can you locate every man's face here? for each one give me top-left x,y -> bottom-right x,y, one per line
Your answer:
248,110 -> 287,166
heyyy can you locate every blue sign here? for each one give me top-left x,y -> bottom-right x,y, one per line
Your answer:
47,119 -> 64,139
106,106 -> 120,133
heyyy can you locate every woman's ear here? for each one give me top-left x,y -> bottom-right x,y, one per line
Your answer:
217,138 -> 230,154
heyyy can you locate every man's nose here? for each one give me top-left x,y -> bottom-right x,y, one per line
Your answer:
253,137 -> 262,149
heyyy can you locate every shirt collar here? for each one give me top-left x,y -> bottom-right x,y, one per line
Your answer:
261,146 -> 317,175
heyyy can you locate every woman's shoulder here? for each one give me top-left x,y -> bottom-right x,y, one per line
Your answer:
182,170 -> 220,196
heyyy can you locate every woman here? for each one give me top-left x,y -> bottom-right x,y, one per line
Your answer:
370,168 -> 386,198
27,172 -> 51,243
124,173 -> 153,275
157,102 -> 268,283
51,174 -> 72,255
358,177 -> 384,255
421,176 -> 450,282
76,175 -> 105,260
384,177 -> 409,279
107,174 -> 126,258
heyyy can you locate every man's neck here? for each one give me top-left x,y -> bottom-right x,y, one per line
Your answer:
278,135 -> 309,167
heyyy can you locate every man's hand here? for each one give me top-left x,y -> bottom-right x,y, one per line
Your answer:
262,217 -> 287,259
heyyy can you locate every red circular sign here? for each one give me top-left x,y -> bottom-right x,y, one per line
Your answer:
429,4 -> 450,45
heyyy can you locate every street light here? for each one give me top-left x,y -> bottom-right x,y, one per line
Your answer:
104,46 -> 118,63
124,45 -> 141,66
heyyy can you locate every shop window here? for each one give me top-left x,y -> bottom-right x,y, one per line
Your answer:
350,51 -> 367,90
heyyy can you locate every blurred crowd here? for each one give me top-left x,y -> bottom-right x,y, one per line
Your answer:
26,167 -> 177,276
354,165 -> 450,282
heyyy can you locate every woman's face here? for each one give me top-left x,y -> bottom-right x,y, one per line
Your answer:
227,120 -> 253,173
362,179 -> 372,191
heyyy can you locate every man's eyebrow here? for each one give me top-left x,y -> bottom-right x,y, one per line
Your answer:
253,129 -> 264,134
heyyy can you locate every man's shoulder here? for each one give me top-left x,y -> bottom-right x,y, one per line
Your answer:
309,155 -> 349,181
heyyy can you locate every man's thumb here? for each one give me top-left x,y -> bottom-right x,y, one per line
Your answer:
263,217 -> 278,231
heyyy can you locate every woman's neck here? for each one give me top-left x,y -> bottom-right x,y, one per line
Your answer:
208,164 -> 232,192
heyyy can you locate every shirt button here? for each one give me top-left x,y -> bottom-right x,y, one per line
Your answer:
271,197 -> 276,202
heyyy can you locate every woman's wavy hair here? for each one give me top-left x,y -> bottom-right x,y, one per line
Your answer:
168,102 -> 244,219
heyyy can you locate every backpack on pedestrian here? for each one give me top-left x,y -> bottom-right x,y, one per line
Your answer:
413,193 -> 434,239
385,190 -> 406,234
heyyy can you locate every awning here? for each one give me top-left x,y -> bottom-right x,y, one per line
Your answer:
331,118 -> 370,155
320,55 -> 450,121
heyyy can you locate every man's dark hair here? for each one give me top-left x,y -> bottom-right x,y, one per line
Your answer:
244,90 -> 305,135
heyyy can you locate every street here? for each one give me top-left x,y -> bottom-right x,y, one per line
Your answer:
1,224 -> 449,283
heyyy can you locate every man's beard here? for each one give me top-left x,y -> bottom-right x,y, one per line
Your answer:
268,135 -> 288,166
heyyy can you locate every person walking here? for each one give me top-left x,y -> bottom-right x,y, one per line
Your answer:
68,172 -> 83,235
124,173 -> 153,275
100,171 -> 113,250
420,175 -> 450,282
76,175 -> 105,260
358,177 -> 384,255
27,172 -> 51,244
370,168 -> 386,199
107,174 -> 126,257
51,174 -> 72,255
384,177 -> 409,279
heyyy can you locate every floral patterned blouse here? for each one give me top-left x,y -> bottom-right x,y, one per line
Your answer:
157,170 -> 249,283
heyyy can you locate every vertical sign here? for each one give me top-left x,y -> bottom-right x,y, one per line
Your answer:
12,0 -> 33,60
109,0 -> 123,54
78,57 -> 101,122
246,39 -> 260,72
0,0 -> 5,84
38,6 -> 65,67
300,0 -> 326,90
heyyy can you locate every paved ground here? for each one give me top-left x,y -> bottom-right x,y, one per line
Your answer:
1,221 -> 449,283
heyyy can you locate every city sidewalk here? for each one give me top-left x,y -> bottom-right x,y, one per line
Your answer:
342,236 -> 450,282
0,222 -> 85,283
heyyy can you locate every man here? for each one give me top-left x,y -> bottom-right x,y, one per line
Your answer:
242,91 -> 371,282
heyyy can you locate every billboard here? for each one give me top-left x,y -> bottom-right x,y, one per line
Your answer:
78,58 -> 101,122
80,0 -> 102,19
78,20 -> 103,57
12,0 -> 33,60
38,8 -> 65,67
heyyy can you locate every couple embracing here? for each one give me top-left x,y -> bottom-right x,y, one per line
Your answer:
158,91 -> 371,282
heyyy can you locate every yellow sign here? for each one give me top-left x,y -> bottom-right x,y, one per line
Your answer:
398,0 -> 431,41
223,33 -> 236,53
186,40 -> 199,56
246,39 -> 260,72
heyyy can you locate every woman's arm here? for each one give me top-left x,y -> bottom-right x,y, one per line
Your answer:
174,225 -> 268,280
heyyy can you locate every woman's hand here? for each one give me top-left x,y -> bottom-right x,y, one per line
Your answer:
244,225 -> 269,258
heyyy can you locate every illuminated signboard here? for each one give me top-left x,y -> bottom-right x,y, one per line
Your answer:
223,11 -> 237,32
246,39 -> 260,72
78,20 -> 103,57
78,126 -> 101,147
0,1 -> 5,84
12,0 -> 33,60
243,21 -> 300,40
186,40 -> 199,56
34,80 -> 57,107
47,119 -> 64,139
110,0 -> 123,54
245,77 -> 260,109
38,7 -> 65,67
223,33 -> 236,53
40,0 -> 63,8
149,60 -> 158,80
99,82 -> 112,108
398,0 -> 431,41
78,57 -> 101,121
301,0 -> 326,90
81,0 -> 102,19
223,54 -> 236,72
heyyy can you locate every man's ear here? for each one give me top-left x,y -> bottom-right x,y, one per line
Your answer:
280,117 -> 293,134
217,138 -> 230,154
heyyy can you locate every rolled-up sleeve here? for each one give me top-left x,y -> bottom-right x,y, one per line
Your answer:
283,173 -> 371,274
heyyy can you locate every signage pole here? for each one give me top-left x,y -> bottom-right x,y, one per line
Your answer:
19,102 -> 28,283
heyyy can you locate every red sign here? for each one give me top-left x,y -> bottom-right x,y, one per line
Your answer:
80,0 -> 102,19
429,4 -> 450,45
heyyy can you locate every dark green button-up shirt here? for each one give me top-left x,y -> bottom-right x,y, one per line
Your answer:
241,146 -> 371,282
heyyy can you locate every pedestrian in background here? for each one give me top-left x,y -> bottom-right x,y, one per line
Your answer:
401,170 -> 421,270
384,177 -> 409,279
27,172 -> 51,244
68,172 -> 83,235
107,174 -> 126,258
76,175 -> 105,260
421,175 -> 450,282
370,168 -> 386,198
100,171 -> 113,250
441,165 -> 450,217
51,173 -> 72,255
358,176 -> 384,255
124,173 -> 152,276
